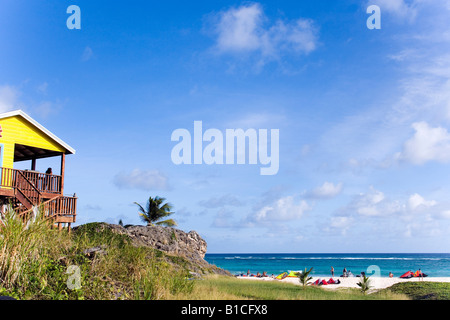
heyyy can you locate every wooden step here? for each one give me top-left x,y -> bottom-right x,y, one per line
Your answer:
54,215 -> 75,223
15,189 -> 34,210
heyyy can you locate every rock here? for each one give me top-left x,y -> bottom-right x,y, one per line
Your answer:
125,225 -> 207,260
74,222 -> 231,276
83,245 -> 107,259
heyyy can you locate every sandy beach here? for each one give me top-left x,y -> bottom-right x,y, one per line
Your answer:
236,276 -> 450,290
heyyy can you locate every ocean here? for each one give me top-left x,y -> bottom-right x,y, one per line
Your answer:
204,253 -> 450,278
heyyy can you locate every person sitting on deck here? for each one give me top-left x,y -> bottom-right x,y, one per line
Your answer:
45,167 -> 53,191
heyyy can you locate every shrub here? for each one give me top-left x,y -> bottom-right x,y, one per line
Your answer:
0,212 -> 195,300
296,267 -> 314,288
357,275 -> 372,294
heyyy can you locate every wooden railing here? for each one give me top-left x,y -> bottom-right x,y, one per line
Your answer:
0,167 -> 76,228
0,167 -> 62,194
20,195 -> 77,223
40,195 -> 77,218
16,170 -> 42,206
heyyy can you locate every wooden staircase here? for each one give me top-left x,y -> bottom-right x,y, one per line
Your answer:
0,167 -> 77,230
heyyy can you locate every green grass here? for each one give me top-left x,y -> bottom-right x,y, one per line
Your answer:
185,276 -> 450,301
174,275 -> 409,300
1,209 -> 449,300
381,282 -> 450,300
0,211 -> 194,300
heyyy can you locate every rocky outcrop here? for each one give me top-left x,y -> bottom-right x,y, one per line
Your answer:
125,225 -> 207,260
76,223 -> 230,276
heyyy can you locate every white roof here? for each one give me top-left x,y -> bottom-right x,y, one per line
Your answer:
0,109 -> 76,155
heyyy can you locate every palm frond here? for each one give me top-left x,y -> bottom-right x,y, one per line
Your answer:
134,202 -> 147,215
297,267 -> 314,287
135,196 -> 177,227
155,219 -> 177,227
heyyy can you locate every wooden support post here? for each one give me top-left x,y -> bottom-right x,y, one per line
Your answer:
60,153 -> 65,195
31,158 -> 36,171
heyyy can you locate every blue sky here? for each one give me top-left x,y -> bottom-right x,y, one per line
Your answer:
1,0 -> 450,253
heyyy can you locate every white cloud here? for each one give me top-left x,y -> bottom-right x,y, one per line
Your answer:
397,122 -> 450,165
0,83 -> 63,118
347,186 -> 402,217
323,2 -> 450,172
334,186 -> 450,238
344,187 -> 443,221
210,3 -> 318,63
389,56 -> 450,125
0,85 -> 20,112
327,216 -> 353,235
369,0 -> 417,21
210,194 -> 312,229
113,169 -> 170,191
214,3 -> 263,52
306,181 -> 343,199
252,195 -> 311,223
440,210 -> 450,219
263,18 -> 318,56
408,193 -> 436,210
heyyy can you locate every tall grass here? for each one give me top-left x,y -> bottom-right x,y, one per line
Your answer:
0,212 -> 194,300
174,275 -> 410,300
0,207 -> 70,297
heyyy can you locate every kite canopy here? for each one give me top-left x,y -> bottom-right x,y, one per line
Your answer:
400,270 -> 428,278
286,271 -> 299,278
275,272 -> 288,280
400,271 -> 414,278
275,270 -> 301,279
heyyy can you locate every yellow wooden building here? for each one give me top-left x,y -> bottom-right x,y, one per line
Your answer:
0,110 -> 77,229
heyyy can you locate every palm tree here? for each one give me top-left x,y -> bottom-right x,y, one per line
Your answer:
357,275 -> 372,294
296,267 -> 313,288
134,196 -> 177,227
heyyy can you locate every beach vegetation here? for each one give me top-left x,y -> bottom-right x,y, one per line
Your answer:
382,281 -> 450,300
296,267 -> 313,288
357,275 -> 372,294
0,210 -> 192,300
135,196 -> 177,227
0,208 -> 447,301
174,275 -> 408,300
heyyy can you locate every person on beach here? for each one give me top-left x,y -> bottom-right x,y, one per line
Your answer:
343,267 -> 347,277
389,272 -> 393,278
331,266 -> 334,277
418,269 -> 423,281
